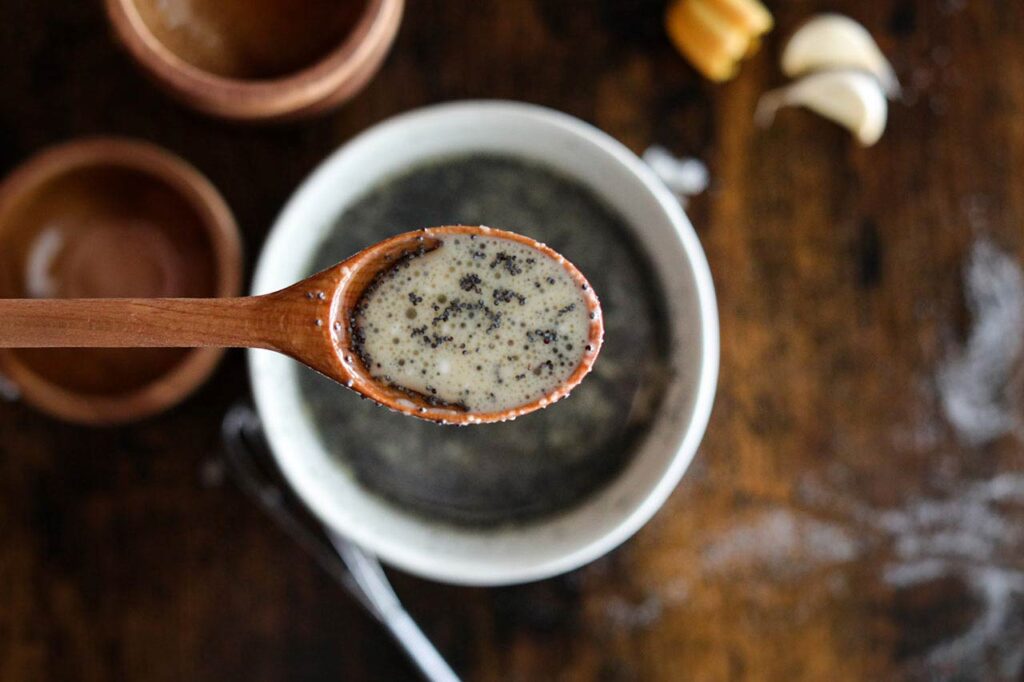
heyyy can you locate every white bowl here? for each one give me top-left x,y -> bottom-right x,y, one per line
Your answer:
249,101 -> 718,586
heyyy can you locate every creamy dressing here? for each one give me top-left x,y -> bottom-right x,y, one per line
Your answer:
351,234 -> 593,412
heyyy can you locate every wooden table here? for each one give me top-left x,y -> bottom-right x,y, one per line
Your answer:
2,1 -> 1023,679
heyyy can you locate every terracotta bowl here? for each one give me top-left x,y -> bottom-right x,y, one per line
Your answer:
105,0 -> 404,121
0,138 -> 242,425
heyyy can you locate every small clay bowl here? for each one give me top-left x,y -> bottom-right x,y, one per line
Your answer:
105,0 -> 404,122
0,138 -> 242,425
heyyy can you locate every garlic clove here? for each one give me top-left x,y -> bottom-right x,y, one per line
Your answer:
706,0 -> 774,37
755,70 -> 888,146
665,0 -> 774,82
681,0 -> 752,60
666,0 -> 746,81
781,13 -> 900,97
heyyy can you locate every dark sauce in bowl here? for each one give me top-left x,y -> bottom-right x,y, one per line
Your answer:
299,155 -> 671,526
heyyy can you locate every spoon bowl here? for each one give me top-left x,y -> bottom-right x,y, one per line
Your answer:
0,225 -> 603,424
326,225 -> 604,423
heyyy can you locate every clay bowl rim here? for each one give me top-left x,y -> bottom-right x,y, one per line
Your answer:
0,137 -> 242,426
104,0 -> 404,120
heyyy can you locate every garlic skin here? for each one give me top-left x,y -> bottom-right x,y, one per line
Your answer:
642,146 -> 710,203
755,70 -> 888,146
781,14 -> 900,98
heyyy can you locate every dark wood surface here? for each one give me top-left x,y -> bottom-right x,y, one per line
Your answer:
3,1 -> 1024,680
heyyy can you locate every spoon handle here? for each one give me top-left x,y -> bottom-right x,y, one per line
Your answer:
0,296 -> 294,350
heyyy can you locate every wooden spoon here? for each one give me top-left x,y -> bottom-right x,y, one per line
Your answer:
0,226 -> 604,424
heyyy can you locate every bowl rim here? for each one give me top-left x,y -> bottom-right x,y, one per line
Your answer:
0,137 -> 242,425
250,101 -> 719,584
104,0 -> 404,120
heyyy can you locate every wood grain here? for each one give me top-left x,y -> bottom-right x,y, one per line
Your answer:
2,0 -> 1023,681
0,298 -> 294,349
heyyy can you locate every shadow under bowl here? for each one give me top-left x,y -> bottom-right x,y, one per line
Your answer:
105,0 -> 404,121
0,137 -> 242,425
